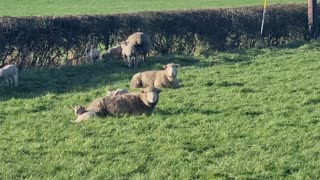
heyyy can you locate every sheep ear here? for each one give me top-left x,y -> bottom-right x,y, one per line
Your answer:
163,65 -> 167,69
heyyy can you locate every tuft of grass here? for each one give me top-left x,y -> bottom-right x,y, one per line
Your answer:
1,40 -> 320,179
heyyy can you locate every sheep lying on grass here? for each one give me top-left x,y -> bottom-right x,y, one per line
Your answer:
0,64 -> 18,87
106,88 -> 129,97
130,63 -> 180,89
101,45 -> 122,60
121,41 -> 137,68
86,87 -> 161,116
71,105 -> 97,123
126,32 -> 152,61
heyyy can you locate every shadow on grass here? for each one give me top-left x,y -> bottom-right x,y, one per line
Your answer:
217,81 -> 245,87
156,107 -> 222,116
195,48 -> 263,67
0,56 -> 199,101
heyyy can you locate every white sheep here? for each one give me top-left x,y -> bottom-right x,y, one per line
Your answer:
126,32 -> 152,62
130,63 -> 180,89
0,64 -> 18,87
70,105 -> 97,123
86,87 -> 161,117
101,45 -> 122,60
86,45 -> 100,64
120,41 -> 137,68
106,88 -> 129,97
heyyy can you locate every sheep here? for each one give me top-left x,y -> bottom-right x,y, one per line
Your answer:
130,63 -> 180,89
126,32 -> 152,62
86,87 -> 161,117
86,46 -> 100,63
0,64 -> 18,87
70,105 -> 98,123
101,45 -> 122,60
120,41 -> 137,68
106,88 -> 129,97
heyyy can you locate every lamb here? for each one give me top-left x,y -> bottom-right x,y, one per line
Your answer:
106,88 -> 129,97
70,105 -> 98,123
126,32 -> 152,61
86,46 -> 100,63
0,64 -> 18,87
120,41 -> 137,68
101,45 -> 122,60
86,87 -> 161,116
130,63 -> 180,89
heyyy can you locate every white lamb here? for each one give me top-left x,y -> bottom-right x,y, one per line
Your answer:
0,64 -> 18,87
106,88 -> 129,96
86,45 -> 100,63
121,41 -> 137,68
101,45 -> 122,59
70,105 -> 97,123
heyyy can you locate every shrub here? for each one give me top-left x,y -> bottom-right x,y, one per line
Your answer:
0,4 -> 310,70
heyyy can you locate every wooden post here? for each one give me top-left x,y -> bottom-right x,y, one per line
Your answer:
308,0 -> 318,38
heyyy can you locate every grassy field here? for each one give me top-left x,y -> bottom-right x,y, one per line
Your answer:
1,40 -> 320,179
0,0 -> 305,16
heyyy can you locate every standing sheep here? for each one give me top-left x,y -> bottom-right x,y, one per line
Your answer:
126,32 -> 152,62
130,63 -> 180,89
86,45 -> 100,64
121,41 -> 137,68
70,105 -> 98,123
86,87 -> 161,116
101,45 -> 122,60
0,64 -> 18,87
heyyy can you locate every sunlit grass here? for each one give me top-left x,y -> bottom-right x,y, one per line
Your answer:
1,40 -> 320,179
0,0 -> 305,16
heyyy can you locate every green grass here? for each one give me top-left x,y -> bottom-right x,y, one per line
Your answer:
0,0 -> 305,16
1,40 -> 320,179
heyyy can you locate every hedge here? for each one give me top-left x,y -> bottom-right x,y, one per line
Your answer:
0,4 -> 311,70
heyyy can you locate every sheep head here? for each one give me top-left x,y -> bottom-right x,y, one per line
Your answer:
163,63 -> 180,78
141,87 -> 161,106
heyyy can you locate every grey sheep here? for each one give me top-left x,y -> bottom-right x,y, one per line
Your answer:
86,46 -> 100,64
0,64 -> 18,87
101,45 -> 122,59
126,32 -> 152,61
86,87 -> 161,116
70,105 -> 97,123
130,63 -> 180,89
121,41 -> 137,68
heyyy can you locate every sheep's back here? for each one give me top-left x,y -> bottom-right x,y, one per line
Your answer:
107,93 -> 153,115
0,65 -> 18,78
127,32 -> 151,53
86,97 -> 108,115
139,71 -> 163,87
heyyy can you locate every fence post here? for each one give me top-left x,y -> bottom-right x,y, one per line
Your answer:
308,0 -> 318,38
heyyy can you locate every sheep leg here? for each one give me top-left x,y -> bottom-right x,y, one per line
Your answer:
13,74 -> 18,87
133,56 -> 138,68
7,77 -> 12,87
127,56 -> 132,68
